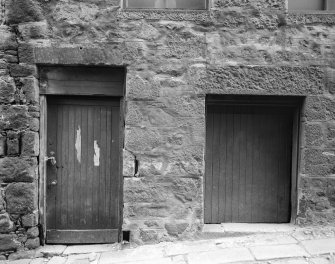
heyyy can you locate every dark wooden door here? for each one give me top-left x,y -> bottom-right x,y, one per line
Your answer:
205,105 -> 293,223
46,97 -> 121,243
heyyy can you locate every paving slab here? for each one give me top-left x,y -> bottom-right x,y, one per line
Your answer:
30,259 -> 47,264
65,254 -> 91,264
250,244 -> 309,260
37,245 -> 67,256
292,228 -> 335,242
99,246 -> 165,264
202,225 -> 224,233
261,258 -> 309,264
215,233 -> 297,248
164,241 -> 217,256
5,260 -> 32,264
63,245 -> 119,255
187,247 -> 254,264
88,253 -> 98,262
309,255 -> 334,264
66,254 -> 90,260
47,257 -> 67,264
171,255 -> 187,264
102,258 -> 177,264
67,260 -> 89,264
291,230 -> 316,241
301,238 -> 335,255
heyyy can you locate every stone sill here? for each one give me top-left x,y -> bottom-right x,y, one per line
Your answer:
203,223 -> 296,233
118,9 -> 212,21
123,9 -> 208,12
288,10 -> 335,15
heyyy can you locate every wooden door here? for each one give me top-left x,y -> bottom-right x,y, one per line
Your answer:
205,105 -> 293,223
46,97 -> 121,243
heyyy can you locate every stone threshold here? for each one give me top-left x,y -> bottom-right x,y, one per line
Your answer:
37,243 -> 122,257
202,223 -> 297,234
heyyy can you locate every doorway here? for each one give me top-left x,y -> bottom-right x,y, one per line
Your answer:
39,66 -> 125,244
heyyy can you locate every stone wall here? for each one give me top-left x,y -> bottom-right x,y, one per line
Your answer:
0,24 -> 40,257
0,0 -> 334,253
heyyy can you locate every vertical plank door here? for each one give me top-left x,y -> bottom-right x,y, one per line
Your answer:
205,105 -> 293,223
46,97 -> 121,243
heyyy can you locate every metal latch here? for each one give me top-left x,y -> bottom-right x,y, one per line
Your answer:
45,156 -> 56,166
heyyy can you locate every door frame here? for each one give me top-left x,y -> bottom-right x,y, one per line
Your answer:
204,95 -> 304,224
38,66 -> 126,244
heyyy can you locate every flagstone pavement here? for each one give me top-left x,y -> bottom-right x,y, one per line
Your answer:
2,225 -> 335,264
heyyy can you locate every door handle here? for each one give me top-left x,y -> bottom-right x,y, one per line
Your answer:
46,156 -> 57,166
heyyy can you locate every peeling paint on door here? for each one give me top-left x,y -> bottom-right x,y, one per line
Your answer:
75,126 -> 81,163
94,140 -> 100,166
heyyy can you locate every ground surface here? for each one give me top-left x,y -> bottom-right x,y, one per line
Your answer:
2,225 -> 335,264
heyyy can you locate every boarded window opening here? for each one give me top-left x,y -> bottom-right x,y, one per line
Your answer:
204,95 -> 302,224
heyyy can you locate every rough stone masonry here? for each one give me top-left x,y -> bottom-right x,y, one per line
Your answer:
0,0 -> 334,257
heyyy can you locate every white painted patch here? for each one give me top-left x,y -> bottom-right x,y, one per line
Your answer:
94,140 -> 100,166
75,126 -> 81,163
323,151 -> 335,156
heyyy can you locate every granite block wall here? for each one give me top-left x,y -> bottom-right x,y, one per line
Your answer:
0,0 -> 334,254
